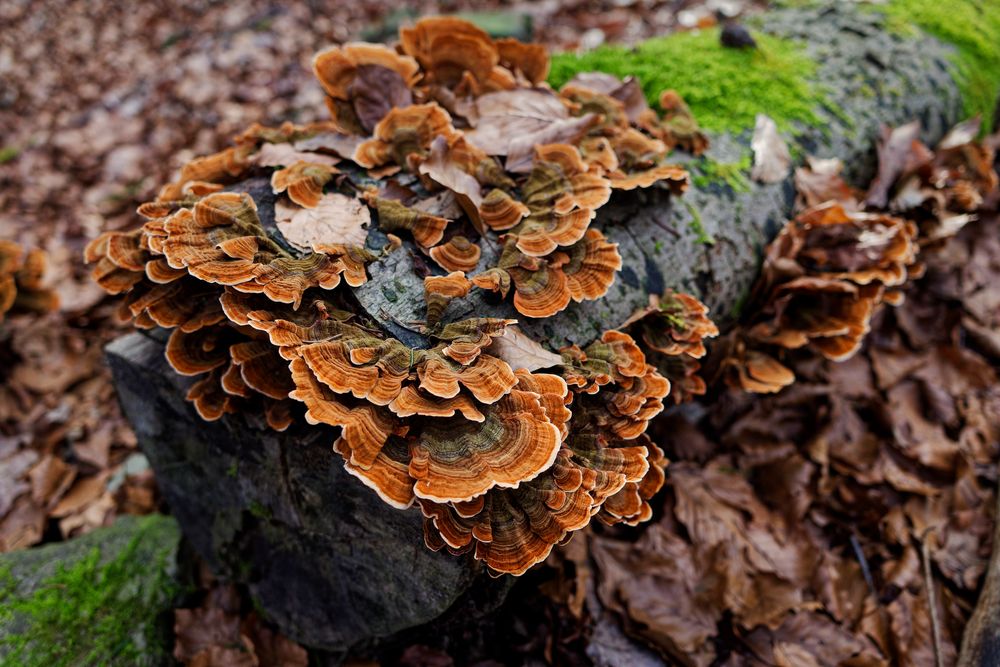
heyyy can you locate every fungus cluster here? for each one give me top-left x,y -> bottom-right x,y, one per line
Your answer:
0,240 -> 58,322
721,118 -> 995,394
622,290 -> 719,404
85,17 -> 712,575
308,16 -> 693,318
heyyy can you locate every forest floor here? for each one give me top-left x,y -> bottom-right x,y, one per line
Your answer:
2,1 -> 998,666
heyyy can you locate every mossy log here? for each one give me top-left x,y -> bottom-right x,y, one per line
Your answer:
0,515 -> 183,666
106,1 -> 994,655
353,2 -> 972,348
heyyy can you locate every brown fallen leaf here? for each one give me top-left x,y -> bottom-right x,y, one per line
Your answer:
463,89 -> 599,173
0,449 -> 37,517
865,121 -> 928,208
49,472 -> 108,518
0,495 -> 46,552
72,422 -> 114,469
794,156 -> 859,210
28,454 -> 77,508
174,607 -> 246,664
241,614 -> 308,667
58,490 -> 114,538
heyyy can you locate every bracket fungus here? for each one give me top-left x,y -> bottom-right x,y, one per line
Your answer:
711,117 -> 990,395
717,201 -> 920,394
86,16 -> 719,575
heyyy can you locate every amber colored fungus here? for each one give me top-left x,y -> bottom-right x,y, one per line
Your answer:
313,43 -> 420,134
271,161 -> 339,208
717,117 -> 988,395
85,16 -> 718,575
429,236 -> 481,273
622,291 -> 719,405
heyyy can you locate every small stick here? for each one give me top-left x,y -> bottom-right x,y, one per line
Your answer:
920,528 -> 944,667
850,531 -> 877,599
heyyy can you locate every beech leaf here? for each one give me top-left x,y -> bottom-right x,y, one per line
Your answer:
254,142 -> 339,168
275,193 -> 370,251
485,326 -> 563,371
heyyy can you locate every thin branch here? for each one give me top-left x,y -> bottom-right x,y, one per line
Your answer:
920,528 -> 944,667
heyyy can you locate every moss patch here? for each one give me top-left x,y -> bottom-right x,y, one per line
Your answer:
549,29 -> 821,134
691,153 -> 753,192
876,0 -> 1000,129
683,201 -> 716,246
0,515 -> 182,666
0,146 -> 19,164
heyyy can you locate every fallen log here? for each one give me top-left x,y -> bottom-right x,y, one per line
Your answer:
103,0 -> 996,654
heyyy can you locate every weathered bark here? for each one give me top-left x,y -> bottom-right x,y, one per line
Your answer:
106,1 -> 986,654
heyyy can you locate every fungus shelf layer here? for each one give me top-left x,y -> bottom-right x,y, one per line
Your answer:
87,16 -> 728,575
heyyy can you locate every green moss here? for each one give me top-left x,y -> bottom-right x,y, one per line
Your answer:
683,202 -> 715,246
0,147 -> 19,164
876,0 -> 1000,129
549,29 -> 821,134
248,500 -> 271,520
0,515 -> 180,666
691,153 -> 752,192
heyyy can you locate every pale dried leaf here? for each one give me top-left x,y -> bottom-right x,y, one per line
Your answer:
275,193 -> 370,251
751,114 -> 791,184
464,89 -> 599,172
486,326 -> 563,371
254,142 -> 339,168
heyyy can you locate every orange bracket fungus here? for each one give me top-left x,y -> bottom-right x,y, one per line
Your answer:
713,117 -> 990,396
87,16 -> 716,576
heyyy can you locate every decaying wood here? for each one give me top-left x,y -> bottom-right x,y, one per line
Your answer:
106,1 -> 986,652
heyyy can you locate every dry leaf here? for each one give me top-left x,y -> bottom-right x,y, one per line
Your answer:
254,142 -> 339,168
751,114 -> 791,184
464,89 -> 599,172
275,193 -> 370,251
50,472 -> 108,518
865,121 -> 925,208
0,449 -> 37,517
485,326 -> 563,371
28,454 -> 77,508
293,133 -> 364,159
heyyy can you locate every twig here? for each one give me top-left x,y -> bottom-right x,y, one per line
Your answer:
920,528 -> 944,667
850,531 -> 877,599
